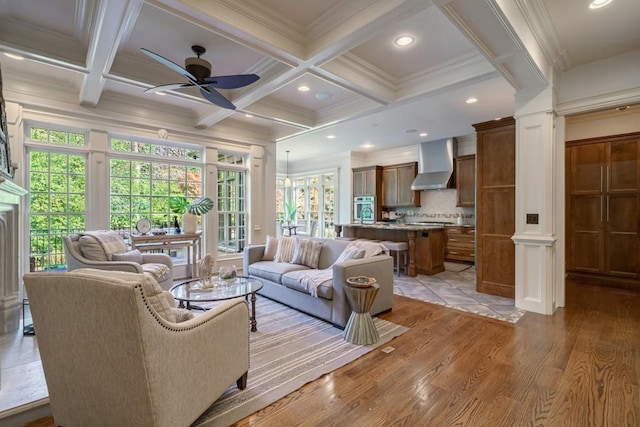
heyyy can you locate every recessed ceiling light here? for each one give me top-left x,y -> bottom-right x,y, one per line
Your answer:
589,0 -> 613,9
394,36 -> 415,47
419,132 -> 428,137
466,97 -> 478,104
315,92 -> 332,100
494,117 -> 502,121
298,85 -> 310,92
156,92 -> 166,96
361,143 -> 374,149
327,135 -> 336,139
244,113 -> 254,118
4,52 -> 24,60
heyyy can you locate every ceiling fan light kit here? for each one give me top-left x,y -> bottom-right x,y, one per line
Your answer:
141,45 -> 259,110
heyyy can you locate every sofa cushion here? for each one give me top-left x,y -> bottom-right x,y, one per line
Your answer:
248,261 -> 309,284
262,235 -> 278,261
112,249 -> 144,264
274,236 -> 296,263
290,239 -> 323,269
282,270 -> 334,300
78,236 -> 109,261
317,239 -> 350,269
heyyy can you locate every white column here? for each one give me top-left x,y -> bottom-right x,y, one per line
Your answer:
203,146 -> 218,257
249,145 -> 264,244
513,85 -> 564,314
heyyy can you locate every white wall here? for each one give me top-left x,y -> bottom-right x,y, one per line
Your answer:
565,107 -> 640,141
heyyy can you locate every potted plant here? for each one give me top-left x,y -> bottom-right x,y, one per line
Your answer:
169,196 -> 214,234
284,200 -> 297,225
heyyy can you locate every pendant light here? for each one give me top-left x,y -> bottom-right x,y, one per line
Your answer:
284,150 -> 292,187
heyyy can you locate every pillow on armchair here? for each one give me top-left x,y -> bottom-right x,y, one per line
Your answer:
112,249 -> 144,264
78,231 -> 128,261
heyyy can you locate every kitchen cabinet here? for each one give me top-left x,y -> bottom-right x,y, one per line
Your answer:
353,166 -> 382,197
456,155 -> 475,207
382,162 -> 420,208
474,117 -> 516,298
566,133 -> 640,282
445,226 -> 475,262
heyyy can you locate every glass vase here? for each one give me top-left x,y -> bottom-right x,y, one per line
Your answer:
219,265 -> 237,284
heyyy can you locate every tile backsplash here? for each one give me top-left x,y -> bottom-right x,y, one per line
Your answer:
395,189 -> 475,225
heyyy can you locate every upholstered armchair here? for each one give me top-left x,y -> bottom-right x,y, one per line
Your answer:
63,232 -> 174,290
24,269 -> 250,427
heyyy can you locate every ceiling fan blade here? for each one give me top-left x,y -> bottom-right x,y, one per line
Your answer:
141,48 -> 197,84
203,74 -> 260,89
144,83 -> 194,93
199,87 -> 236,110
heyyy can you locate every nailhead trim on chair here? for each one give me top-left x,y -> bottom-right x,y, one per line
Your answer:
135,284 -> 249,332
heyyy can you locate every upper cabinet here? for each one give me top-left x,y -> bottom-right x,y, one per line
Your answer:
456,154 -> 475,207
382,162 -> 421,208
353,166 -> 382,197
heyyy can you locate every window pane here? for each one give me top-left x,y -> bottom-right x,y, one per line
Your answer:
28,145 -> 87,271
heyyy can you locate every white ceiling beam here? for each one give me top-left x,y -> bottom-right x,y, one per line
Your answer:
79,0 -> 144,106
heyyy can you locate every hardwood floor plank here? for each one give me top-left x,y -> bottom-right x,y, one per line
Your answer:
22,279 -> 640,427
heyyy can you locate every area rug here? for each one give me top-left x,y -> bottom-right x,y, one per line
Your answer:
192,298 -> 408,427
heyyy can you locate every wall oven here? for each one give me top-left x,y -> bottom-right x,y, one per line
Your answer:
353,196 -> 376,223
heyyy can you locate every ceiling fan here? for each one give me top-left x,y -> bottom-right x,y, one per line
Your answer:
141,45 -> 259,110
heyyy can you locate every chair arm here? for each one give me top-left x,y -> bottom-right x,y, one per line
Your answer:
243,245 -> 265,274
141,253 -> 173,268
331,255 -> 394,327
70,259 -> 144,273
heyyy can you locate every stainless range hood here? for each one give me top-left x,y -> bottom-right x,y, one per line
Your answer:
410,138 -> 457,190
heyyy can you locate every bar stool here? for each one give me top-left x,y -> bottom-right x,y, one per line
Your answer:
381,241 -> 408,277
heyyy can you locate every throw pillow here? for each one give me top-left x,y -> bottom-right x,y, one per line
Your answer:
274,236 -> 296,263
78,236 -> 109,261
334,247 -> 365,264
112,249 -> 143,264
290,239 -> 323,269
262,235 -> 278,261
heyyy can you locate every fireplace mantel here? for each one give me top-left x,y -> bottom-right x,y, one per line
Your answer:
0,176 -> 27,208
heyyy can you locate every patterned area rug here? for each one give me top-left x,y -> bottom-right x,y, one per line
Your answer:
394,265 -> 527,323
192,298 -> 408,427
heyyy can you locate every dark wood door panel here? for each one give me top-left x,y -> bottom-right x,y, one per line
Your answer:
570,143 -> 605,194
608,194 -> 639,232
480,237 -> 515,287
479,129 -> 515,187
480,188 -> 515,235
570,232 -> 603,272
607,233 -> 639,276
571,195 -> 602,231
609,139 -> 640,193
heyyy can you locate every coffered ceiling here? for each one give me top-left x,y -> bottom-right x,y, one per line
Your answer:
0,0 -> 638,162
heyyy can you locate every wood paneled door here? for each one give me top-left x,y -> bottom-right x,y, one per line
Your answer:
474,118 -> 516,298
566,132 -> 640,283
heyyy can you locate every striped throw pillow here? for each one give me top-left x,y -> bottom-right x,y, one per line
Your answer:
290,239 -> 323,269
274,236 -> 296,263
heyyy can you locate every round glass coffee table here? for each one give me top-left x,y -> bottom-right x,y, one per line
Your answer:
171,276 -> 263,332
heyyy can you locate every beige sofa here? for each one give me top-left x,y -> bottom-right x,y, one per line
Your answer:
243,237 -> 394,328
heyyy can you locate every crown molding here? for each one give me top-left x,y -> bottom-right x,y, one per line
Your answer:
514,0 -> 569,74
556,87 -> 640,116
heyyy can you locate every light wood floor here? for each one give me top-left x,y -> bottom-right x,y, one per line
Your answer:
26,278 -> 640,426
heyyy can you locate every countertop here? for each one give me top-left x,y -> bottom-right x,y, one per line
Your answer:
340,222 -> 446,231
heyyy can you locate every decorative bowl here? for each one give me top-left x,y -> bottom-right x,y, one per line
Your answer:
346,276 -> 376,287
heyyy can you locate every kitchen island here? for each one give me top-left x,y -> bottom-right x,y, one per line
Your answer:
335,223 -> 446,277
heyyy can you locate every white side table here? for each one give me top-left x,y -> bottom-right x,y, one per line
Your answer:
343,278 -> 380,345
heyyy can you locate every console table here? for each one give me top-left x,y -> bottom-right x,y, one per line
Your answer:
130,232 -> 202,278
